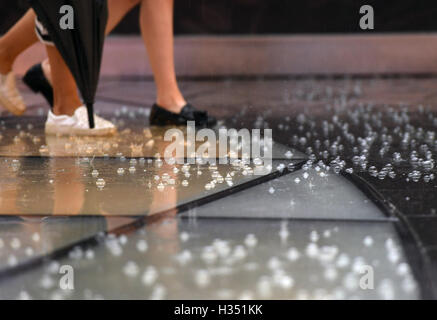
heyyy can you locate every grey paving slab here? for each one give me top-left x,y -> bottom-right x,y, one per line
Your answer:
0,218 -> 419,300
0,216 -> 134,272
181,168 -> 387,221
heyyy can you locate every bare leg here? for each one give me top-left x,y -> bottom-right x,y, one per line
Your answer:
44,47 -> 115,134
52,159 -> 84,215
45,46 -> 81,116
140,0 -> 186,113
106,0 -> 141,34
0,9 -> 38,74
41,0 -> 188,115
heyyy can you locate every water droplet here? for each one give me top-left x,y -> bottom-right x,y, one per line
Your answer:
180,232 -> 190,242
39,145 -> 49,154
194,270 -> 211,288
32,233 -> 40,242
363,236 -> 373,247
96,178 -> 106,189
123,261 -> 139,277
244,234 -> 258,248
10,237 -> 21,250
286,248 -> 300,261
142,266 -> 158,286
136,240 -> 148,252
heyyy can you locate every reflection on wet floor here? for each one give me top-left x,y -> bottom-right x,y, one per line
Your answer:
0,218 -> 418,300
0,157 -> 302,216
0,158 -> 304,273
0,108 -> 302,217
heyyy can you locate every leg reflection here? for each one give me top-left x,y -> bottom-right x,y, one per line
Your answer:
51,158 -> 85,216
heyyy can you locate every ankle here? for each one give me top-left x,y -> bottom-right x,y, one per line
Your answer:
156,94 -> 186,113
53,107 -> 75,117
41,59 -> 52,84
0,48 -> 13,74
53,100 -> 81,116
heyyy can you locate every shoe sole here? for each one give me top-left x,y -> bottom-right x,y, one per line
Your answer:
0,92 -> 26,116
45,123 -> 116,137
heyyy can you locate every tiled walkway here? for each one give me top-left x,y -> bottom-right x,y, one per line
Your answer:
0,76 -> 436,299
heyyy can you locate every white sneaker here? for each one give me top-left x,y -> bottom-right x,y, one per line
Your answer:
45,106 -> 116,136
0,71 -> 26,115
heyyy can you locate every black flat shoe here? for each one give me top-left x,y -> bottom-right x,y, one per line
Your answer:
23,63 -> 54,108
149,103 -> 217,127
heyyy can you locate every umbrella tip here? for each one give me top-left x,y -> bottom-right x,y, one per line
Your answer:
86,103 -> 95,129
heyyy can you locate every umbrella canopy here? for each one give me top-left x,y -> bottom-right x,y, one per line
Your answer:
29,0 -> 108,128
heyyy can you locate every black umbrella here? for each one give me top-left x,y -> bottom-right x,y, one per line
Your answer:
29,0 -> 108,128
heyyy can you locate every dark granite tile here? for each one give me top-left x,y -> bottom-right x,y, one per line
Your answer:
422,248 -> 437,296
408,218 -> 437,248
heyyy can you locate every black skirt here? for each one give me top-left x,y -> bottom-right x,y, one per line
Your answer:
35,17 -> 54,46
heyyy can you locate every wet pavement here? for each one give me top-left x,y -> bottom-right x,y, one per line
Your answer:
0,76 -> 436,299
0,219 -> 418,300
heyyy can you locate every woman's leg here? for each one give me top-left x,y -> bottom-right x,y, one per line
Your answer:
44,44 -> 115,135
139,0 -> 186,113
0,9 -> 38,74
39,0 -> 178,107
106,0 -> 141,34
45,45 -> 81,116
0,9 -> 38,115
